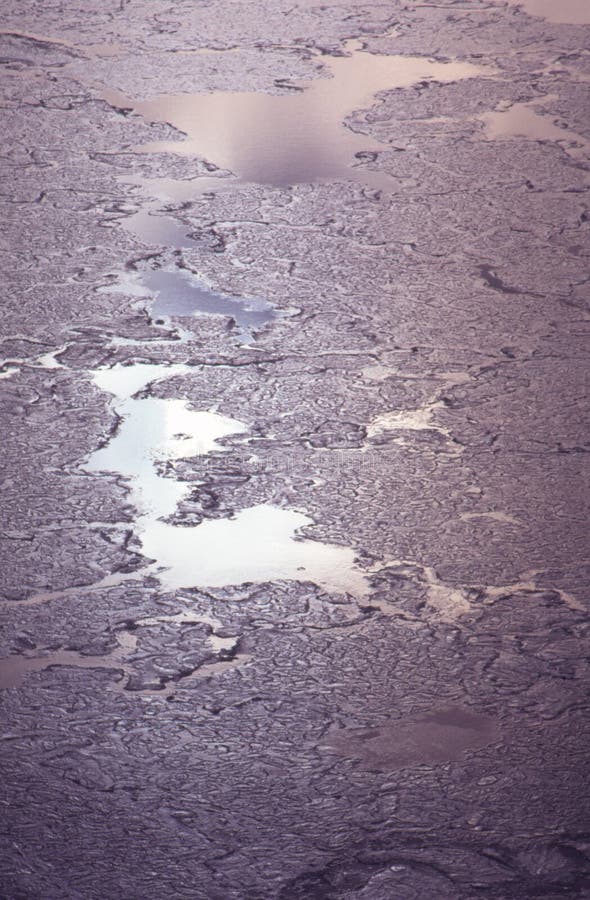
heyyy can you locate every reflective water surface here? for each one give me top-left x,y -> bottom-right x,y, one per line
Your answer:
324,707 -> 499,770
481,99 -> 590,159
142,505 -> 368,595
87,363 -> 367,596
144,268 -> 277,342
102,265 -> 279,343
87,363 -> 246,519
108,43 -> 490,191
120,209 -> 202,249
507,0 -> 590,24
0,632 -> 136,690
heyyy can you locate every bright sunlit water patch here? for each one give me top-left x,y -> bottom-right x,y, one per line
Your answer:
120,209 -> 202,249
87,363 -> 247,519
87,395 -> 246,518
86,363 -> 368,596
92,362 -> 190,399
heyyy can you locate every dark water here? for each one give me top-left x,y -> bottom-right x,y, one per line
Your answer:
325,707 -> 499,771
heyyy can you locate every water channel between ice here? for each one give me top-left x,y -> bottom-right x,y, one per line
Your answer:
85,363 -> 368,597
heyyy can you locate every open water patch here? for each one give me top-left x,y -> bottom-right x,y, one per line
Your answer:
86,363 -> 368,597
102,265 -> 280,343
103,41 -> 491,194
507,0 -> 590,24
142,504 -> 368,596
87,362 -> 245,520
480,97 -> 590,160
143,267 -> 277,342
0,633 -> 136,690
323,706 -> 499,771
120,209 -> 202,249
